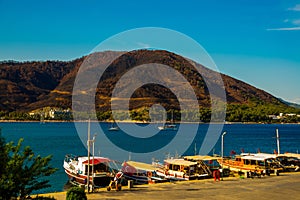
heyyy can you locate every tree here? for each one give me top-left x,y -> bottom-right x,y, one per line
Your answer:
0,129 -> 9,176
0,130 -> 58,200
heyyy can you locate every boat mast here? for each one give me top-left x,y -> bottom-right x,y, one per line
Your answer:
276,128 -> 280,155
87,119 -> 91,193
221,131 -> 227,180
92,133 -> 97,193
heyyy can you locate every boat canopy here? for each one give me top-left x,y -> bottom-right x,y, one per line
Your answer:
165,159 -> 197,166
242,154 -> 276,161
240,153 -> 277,160
125,161 -> 157,171
254,153 -> 277,158
184,155 -> 220,161
283,153 -> 300,159
82,157 -> 111,165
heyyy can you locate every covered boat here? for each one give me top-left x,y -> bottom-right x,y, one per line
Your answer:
63,154 -> 120,187
121,161 -> 166,184
218,153 -> 283,177
255,153 -> 300,172
283,153 -> 300,159
276,154 -> 300,172
157,158 -> 210,181
184,155 -> 230,177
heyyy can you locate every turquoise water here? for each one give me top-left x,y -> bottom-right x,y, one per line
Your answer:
1,122 -> 300,193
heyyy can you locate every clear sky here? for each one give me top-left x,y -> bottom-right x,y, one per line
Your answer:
0,0 -> 299,104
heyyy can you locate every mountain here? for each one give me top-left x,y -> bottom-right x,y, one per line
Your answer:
0,50 -> 289,113
278,98 -> 300,109
0,59 -> 84,111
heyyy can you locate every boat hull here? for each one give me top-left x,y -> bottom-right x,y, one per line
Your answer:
65,169 -> 113,187
122,173 -> 149,184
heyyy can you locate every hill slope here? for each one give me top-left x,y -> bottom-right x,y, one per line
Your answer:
0,50 -> 288,113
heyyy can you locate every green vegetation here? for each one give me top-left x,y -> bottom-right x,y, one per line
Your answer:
226,103 -> 300,123
0,130 -> 58,200
1,102 -> 300,123
72,103 -> 300,123
66,187 -> 87,200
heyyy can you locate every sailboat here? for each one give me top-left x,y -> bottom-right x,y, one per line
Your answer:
158,124 -> 177,131
40,111 -> 45,124
108,120 -> 119,131
158,110 -> 177,131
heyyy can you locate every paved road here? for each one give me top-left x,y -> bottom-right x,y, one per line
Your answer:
41,172 -> 300,200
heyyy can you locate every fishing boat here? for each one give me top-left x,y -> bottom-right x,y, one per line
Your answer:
184,155 -> 230,177
275,154 -> 300,172
63,154 -> 120,187
255,152 -> 300,172
240,152 -> 300,172
156,158 -> 210,181
270,129 -> 300,172
121,160 -> 166,184
218,153 -> 283,177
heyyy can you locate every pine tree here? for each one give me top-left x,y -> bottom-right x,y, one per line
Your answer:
0,129 -> 58,200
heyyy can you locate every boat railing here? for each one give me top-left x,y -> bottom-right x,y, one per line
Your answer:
92,171 -> 114,177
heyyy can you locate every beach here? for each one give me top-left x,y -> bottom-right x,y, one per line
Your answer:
40,172 -> 300,200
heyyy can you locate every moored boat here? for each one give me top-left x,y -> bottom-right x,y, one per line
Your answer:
108,120 -> 119,131
255,153 -> 300,172
121,160 -> 166,184
246,153 -> 300,172
63,154 -> 120,187
218,153 -> 283,177
184,155 -> 231,177
157,110 -> 177,131
156,158 -> 210,181
276,155 -> 300,172
158,124 -> 177,131
108,126 -> 120,131
282,153 -> 300,160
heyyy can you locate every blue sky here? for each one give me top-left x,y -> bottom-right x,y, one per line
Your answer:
0,0 -> 300,104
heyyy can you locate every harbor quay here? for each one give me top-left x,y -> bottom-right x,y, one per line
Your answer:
40,172 -> 300,200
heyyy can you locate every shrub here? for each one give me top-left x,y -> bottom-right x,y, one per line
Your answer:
66,187 -> 87,200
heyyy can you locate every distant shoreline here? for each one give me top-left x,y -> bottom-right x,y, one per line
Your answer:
0,120 -> 299,125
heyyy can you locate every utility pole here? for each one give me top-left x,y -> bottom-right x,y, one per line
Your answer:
276,129 -> 280,155
92,133 -> 97,193
87,119 -> 91,193
221,131 -> 227,180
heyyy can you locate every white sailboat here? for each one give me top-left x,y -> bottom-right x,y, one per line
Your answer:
158,110 -> 177,131
108,120 -> 119,131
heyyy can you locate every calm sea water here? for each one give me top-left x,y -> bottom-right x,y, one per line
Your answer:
1,122 -> 300,193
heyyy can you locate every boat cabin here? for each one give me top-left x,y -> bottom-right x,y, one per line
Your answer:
184,155 -> 230,177
63,155 -> 120,187
221,153 -> 283,175
164,159 -> 200,180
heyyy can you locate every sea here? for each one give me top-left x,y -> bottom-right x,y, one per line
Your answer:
1,122 -> 300,194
